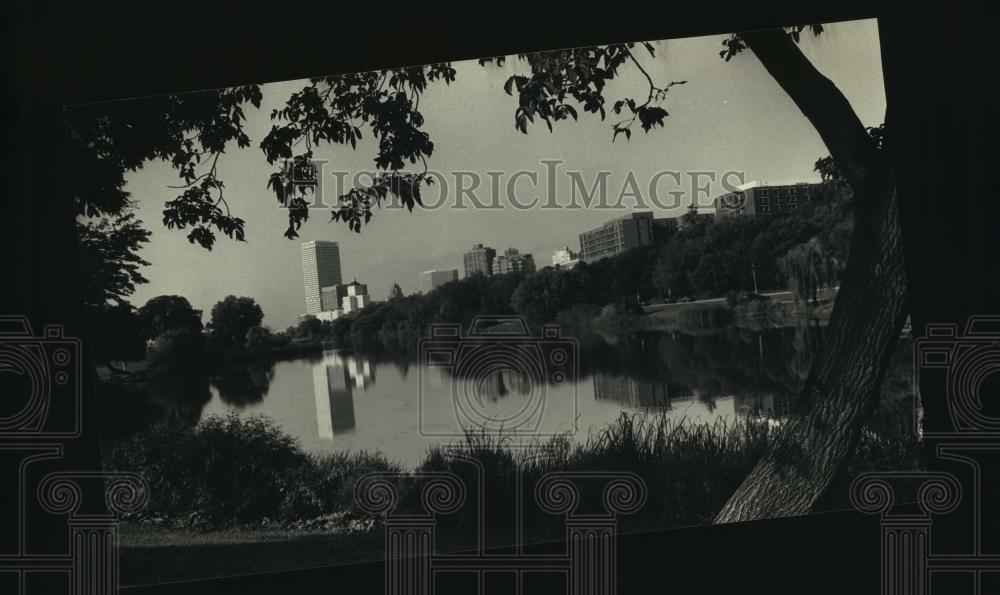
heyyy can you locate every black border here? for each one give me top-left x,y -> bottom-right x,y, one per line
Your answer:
4,1 -> 998,593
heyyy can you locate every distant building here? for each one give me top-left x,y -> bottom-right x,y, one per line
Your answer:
492,248 -> 536,275
419,269 -> 459,293
714,180 -> 825,218
341,279 -> 370,313
579,212 -> 655,263
315,310 -> 341,322
551,246 -> 580,268
320,285 -> 348,312
463,244 -> 496,277
301,241 -> 343,315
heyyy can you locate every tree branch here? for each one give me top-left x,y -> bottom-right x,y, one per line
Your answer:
742,29 -> 878,191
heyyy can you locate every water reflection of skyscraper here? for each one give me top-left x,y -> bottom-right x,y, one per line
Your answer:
312,352 -> 375,439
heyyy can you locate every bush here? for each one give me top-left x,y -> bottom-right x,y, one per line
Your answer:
146,328 -> 211,372
105,414 -> 401,529
107,414 -> 310,527
107,404 -> 916,535
244,326 -> 290,352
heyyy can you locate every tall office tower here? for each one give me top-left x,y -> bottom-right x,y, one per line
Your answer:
463,244 -> 496,277
301,241 -> 343,315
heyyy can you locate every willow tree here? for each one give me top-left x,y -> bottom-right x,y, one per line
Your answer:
779,236 -> 841,305
68,25 -> 908,524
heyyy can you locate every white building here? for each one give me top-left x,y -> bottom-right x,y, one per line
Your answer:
341,280 -> 370,313
552,246 -> 581,268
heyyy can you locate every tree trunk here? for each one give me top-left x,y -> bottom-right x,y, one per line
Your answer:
713,29 -> 910,523
716,158 -> 907,522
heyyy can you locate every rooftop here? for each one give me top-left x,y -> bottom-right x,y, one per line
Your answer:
731,178 -> 824,192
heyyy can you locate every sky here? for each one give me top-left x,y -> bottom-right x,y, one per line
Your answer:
120,19 -> 886,329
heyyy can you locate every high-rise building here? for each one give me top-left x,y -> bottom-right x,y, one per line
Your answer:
418,269 -> 458,293
463,244 -> 496,277
301,241 -> 343,315
492,247 -> 536,275
713,180 -> 825,218
579,212 -> 655,263
551,246 -> 580,268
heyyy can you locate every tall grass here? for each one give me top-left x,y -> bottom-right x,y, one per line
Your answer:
107,408 -> 917,536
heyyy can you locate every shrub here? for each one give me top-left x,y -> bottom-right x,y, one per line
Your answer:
105,414 -> 402,529
106,414 -> 310,528
107,403 -> 916,534
244,326 -> 290,352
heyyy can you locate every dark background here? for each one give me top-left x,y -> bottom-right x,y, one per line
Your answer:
3,1 -> 998,593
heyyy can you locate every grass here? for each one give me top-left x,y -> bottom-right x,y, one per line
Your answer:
118,521 -> 383,586
111,407 -> 917,584
109,406 -> 916,533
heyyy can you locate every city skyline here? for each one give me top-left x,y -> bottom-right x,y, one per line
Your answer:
122,20 -> 885,328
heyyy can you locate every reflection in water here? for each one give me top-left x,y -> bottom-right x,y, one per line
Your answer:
733,393 -> 791,419
592,373 -> 673,409
312,351 -> 375,438
212,361 -> 276,407
146,368 -> 212,427
592,372 -> 793,423
132,326 -> 912,467
471,369 -> 534,402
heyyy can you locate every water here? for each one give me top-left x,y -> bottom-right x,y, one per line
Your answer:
150,326 -> 912,468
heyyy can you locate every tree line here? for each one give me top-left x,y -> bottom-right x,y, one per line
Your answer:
288,184 -> 851,347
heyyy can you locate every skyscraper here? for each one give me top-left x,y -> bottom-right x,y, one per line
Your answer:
463,244 -> 496,277
301,241 -> 343,315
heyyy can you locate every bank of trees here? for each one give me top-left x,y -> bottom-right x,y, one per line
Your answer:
295,189 -> 852,346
